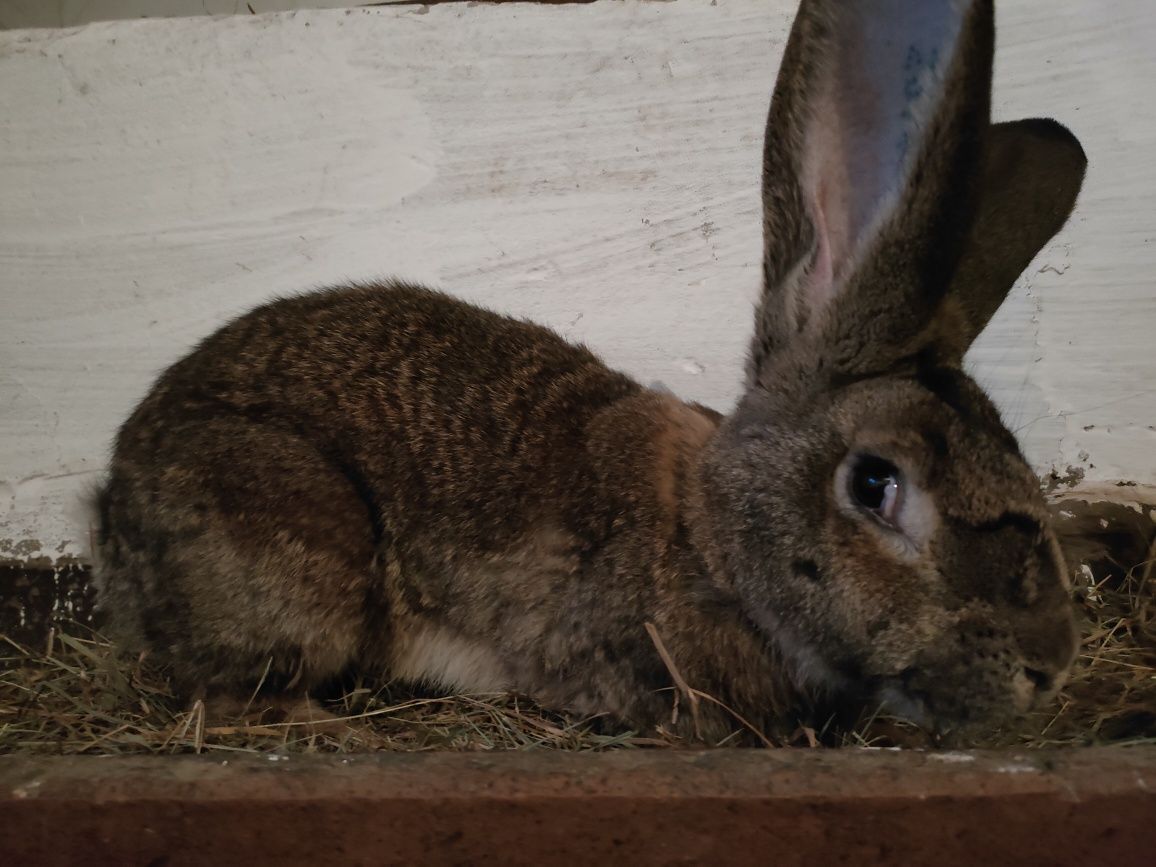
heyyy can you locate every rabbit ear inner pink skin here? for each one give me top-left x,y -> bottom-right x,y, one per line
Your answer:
751,0 -> 992,378
93,0 -> 1087,746
700,0 -> 1087,735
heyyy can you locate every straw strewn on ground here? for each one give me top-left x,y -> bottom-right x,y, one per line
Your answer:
1,551 -> 1151,755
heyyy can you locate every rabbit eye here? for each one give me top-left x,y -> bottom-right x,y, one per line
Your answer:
851,456 -> 902,524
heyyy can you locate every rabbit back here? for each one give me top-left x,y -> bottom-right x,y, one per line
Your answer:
95,282 -> 646,699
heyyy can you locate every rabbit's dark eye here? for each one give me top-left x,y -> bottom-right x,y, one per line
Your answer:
851,456 -> 901,523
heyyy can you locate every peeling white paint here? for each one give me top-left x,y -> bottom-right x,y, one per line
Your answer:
9,780 -> 42,799
1,0 -> 1154,561
929,752 -> 977,764
994,764 -> 1038,775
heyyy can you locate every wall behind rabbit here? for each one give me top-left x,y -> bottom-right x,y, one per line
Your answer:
1,0 -> 1153,563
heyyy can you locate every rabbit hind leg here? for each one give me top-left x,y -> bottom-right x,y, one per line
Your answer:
96,414 -> 381,704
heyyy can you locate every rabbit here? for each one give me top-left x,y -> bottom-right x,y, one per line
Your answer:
93,0 -> 1087,743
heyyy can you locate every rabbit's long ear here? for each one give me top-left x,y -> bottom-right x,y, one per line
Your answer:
938,118 -> 1086,355
749,0 -> 994,382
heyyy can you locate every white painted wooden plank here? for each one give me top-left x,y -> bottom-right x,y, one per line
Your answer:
983,0 -> 1156,489
1,0 -> 1152,562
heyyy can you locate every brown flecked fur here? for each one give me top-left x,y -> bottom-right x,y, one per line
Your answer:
94,0 -> 1088,742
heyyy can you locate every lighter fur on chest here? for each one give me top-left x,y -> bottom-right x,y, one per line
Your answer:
385,527 -> 580,693
388,625 -> 511,692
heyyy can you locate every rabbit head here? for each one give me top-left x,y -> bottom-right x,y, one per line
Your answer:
694,0 -> 1087,736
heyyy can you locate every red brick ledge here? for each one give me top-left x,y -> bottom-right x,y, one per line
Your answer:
2,748 -> 1154,865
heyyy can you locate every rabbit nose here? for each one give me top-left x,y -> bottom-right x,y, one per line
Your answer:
1023,665 -> 1054,694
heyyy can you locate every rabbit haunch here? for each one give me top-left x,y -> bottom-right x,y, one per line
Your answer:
94,0 -> 1086,741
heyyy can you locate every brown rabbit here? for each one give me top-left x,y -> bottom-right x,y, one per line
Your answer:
94,0 -> 1087,742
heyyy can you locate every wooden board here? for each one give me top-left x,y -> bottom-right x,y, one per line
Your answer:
1,0 -> 1153,562
1,750 -> 1155,866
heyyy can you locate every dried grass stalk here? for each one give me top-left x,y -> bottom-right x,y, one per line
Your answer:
2,553 -> 1151,755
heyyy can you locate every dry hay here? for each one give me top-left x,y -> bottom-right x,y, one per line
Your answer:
1,550 -> 1151,756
